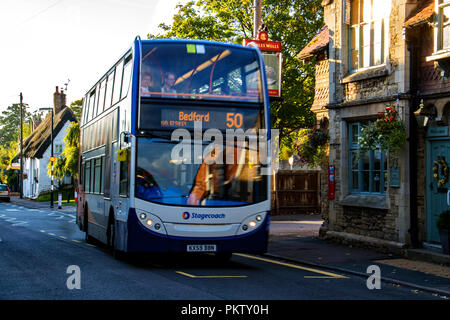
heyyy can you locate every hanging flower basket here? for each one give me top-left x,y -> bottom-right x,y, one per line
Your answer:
294,127 -> 329,167
358,106 -> 407,156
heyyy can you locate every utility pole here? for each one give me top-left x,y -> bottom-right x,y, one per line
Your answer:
39,107 -> 54,208
253,0 -> 262,39
50,110 -> 54,208
19,92 -> 23,199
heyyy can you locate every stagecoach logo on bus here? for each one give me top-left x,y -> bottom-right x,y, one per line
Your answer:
182,211 -> 226,220
169,121 -> 279,175
182,211 -> 190,220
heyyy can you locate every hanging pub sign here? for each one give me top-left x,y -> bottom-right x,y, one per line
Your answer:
243,30 -> 282,98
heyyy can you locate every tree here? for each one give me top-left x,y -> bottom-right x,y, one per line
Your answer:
47,121 -> 79,182
149,0 -> 324,158
46,121 -> 79,201
0,103 -> 31,147
62,121 -> 80,181
70,99 -> 83,122
0,103 -> 32,184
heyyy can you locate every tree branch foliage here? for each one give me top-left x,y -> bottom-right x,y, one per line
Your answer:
47,121 -> 80,183
148,0 -> 324,158
0,103 -> 32,184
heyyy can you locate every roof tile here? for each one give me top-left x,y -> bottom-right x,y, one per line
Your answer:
405,0 -> 434,28
297,26 -> 329,60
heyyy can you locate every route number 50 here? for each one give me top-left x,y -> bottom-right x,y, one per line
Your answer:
226,112 -> 243,128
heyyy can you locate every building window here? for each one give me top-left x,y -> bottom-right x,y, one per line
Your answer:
348,121 -> 387,194
55,144 -> 63,154
439,0 -> 450,51
348,0 -> 388,71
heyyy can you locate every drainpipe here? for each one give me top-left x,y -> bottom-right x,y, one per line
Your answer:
407,33 -> 420,248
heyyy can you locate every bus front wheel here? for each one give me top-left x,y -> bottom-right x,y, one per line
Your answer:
108,216 -> 125,260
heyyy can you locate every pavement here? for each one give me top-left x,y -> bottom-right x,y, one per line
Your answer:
9,196 -> 76,213
6,196 -> 450,297
268,214 -> 450,297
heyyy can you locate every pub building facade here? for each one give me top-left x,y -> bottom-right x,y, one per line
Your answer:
299,0 -> 450,253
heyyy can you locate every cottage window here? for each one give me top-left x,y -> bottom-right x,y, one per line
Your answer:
439,0 -> 450,51
55,144 -> 63,154
348,0 -> 388,71
348,121 -> 387,194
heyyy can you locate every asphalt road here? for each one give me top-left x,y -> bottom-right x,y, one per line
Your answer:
0,201 -> 444,300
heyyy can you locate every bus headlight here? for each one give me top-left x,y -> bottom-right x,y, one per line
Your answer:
137,211 -> 167,235
236,212 -> 267,235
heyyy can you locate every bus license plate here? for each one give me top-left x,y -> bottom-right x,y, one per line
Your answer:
187,244 -> 217,252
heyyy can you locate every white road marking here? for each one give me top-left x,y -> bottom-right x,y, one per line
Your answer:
0,215 -> 28,227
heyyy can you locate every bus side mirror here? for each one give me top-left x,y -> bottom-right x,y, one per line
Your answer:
120,131 -> 131,148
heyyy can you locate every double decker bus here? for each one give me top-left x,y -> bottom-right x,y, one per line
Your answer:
77,37 -> 272,259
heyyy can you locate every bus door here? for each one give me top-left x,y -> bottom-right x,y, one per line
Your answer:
115,135 -> 131,220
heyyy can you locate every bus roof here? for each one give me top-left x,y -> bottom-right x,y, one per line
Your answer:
140,38 -> 261,53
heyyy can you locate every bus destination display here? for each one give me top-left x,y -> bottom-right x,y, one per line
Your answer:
139,103 -> 261,131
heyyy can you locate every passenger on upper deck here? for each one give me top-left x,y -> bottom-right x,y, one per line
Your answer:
141,72 -> 159,96
161,71 -> 177,97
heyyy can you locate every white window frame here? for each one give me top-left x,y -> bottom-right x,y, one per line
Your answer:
347,0 -> 389,72
437,0 -> 450,51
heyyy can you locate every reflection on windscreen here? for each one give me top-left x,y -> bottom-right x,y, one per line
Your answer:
140,43 -> 263,102
136,139 -> 267,206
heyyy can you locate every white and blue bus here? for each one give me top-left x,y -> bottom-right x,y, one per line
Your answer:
77,37 -> 272,259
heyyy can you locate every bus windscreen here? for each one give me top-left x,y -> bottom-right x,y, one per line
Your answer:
140,43 -> 263,102
135,138 -> 268,207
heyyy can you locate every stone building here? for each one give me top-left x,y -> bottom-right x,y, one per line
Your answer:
299,0 -> 450,253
